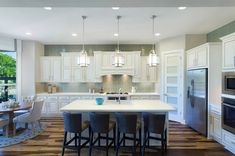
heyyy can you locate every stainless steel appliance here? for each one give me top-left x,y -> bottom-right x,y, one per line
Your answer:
222,72 -> 235,95
222,97 -> 235,134
186,69 -> 208,136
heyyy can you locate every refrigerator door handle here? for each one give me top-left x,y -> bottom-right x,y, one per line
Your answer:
187,87 -> 190,98
190,80 -> 194,107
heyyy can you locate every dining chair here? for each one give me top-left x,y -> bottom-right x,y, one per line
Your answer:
0,118 -> 9,137
14,95 -> 37,116
13,100 -> 44,132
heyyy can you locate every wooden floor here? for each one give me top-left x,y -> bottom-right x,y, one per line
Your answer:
0,117 -> 234,156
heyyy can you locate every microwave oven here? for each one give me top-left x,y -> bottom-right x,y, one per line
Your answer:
223,72 -> 235,95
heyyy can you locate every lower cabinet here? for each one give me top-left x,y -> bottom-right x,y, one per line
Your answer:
37,94 -> 160,117
222,130 -> 235,154
209,110 -> 222,143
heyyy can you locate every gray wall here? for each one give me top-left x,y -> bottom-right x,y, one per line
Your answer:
207,20 -> 235,42
44,44 -> 153,56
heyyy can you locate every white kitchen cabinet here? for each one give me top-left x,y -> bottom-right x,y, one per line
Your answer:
209,105 -> 222,143
40,57 -> 61,82
186,44 -> 208,69
222,130 -> 235,154
94,51 -> 141,77
61,52 -> 100,82
140,56 -> 158,82
220,32 -> 235,71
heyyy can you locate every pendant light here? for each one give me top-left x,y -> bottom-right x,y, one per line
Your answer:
148,15 -> 160,67
113,15 -> 124,67
77,16 -> 90,67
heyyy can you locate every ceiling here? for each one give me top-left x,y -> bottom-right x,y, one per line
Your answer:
0,7 -> 235,44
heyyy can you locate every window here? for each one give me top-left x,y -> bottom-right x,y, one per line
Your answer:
0,51 -> 16,102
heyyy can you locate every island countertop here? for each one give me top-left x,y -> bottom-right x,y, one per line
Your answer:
60,100 -> 175,113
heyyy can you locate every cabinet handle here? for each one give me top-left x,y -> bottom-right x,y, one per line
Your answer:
234,56 -> 235,67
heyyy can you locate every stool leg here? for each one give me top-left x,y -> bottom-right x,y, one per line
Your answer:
62,131 -> 67,156
116,131 -> 120,156
106,133 -> 109,156
147,132 -> 150,147
132,133 -> 136,156
139,128 -> 142,154
161,133 -> 164,156
123,133 -> 126,146
89,131 -> 94,156
98,133 -> 101,147
78,132 -> 81,156
75,133 -> 77,147
164,129 -> 167,152
113,125 -> 116,150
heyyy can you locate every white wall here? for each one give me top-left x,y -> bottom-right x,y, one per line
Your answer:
16,40 -> 44,99
0,35 -> 15,51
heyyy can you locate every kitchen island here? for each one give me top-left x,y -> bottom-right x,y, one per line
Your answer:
60,99 -> 175,145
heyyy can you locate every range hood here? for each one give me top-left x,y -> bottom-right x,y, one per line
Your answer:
99,67 -> 135,76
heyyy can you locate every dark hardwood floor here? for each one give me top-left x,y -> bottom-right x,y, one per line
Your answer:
0,117 -> 234,156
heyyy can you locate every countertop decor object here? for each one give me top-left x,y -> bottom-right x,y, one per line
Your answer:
95,97 -> 104,105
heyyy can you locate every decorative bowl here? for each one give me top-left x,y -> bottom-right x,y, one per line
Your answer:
95,98 -> 104,105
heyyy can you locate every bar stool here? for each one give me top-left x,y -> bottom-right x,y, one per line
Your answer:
115,113 -> 141,156
62,112 -> 90,156
142,113 -> 167,156
89,112 -> 116,156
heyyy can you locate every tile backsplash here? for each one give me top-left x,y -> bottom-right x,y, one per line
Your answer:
36,75 -> 158,93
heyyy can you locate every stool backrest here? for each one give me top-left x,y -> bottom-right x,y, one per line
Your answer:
115,113 -> 137,133
89,112 -> 109,133
148,114 -> 166,134
63,112 -> 82,133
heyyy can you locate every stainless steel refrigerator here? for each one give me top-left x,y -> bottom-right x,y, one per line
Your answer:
186,69 -> 208,136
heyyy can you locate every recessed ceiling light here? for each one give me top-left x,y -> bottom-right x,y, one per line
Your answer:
112,7 -> 120,10
155,33 -> 161,36
43,7 -> 52,10
114,33 -> 119,37
178,7 -> 187,10
72,33 -> 78,37
25,32 -> 32,36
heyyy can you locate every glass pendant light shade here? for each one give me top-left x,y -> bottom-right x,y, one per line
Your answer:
148,15 -> 160,67
77,16 -> 90,67
113,50 -> 124,67
113,15 -> 124,67
148,50 -> 160,67
77,50 -> 90,67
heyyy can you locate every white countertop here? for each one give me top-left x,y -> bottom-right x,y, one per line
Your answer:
60,100 -> 175,113
37,92 -> 160,96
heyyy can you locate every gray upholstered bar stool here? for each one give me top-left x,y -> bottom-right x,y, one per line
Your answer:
62,112 -> 90,156
89,112 -> 116,156
115,113 -> 141,156
142,113 -> 167,156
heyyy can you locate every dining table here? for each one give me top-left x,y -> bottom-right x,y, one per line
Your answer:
0,102 -> 32,136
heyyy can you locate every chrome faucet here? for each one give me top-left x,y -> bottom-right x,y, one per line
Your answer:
117,88 -> 122,104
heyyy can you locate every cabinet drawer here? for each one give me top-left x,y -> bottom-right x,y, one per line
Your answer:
58,96 -> 70,102
70,96 -> 81,102
45,96 -> 58,102
222,130 -> 235,153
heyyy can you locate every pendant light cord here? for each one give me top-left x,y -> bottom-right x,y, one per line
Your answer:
117,16 -> 121,52
152,15 -> 156,53
82,16 -> 86,52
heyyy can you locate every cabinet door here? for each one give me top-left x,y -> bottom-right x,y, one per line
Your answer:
46,102 -> 59,115
124,53 -> 134,68
140,57 -> 148,82
102,53 -> 113,68
72,67 -> 83,82
223,40 -> 235,69
51,58 -> 61,82
149,66 -> 157,82
187,50 -> 196,69
196,46 -> 208,68
213,116 -> 221,140
40,58 -> 51,82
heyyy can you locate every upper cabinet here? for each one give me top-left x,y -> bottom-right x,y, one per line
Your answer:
40,56 -> 61,82
139,56 -> 158,82
187,44 -> 208,69
221,32 -> 235,71
94,51 -> 141,81
61,52 -> 101,82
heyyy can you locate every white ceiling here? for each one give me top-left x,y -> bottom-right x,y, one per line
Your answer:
0,7 -> 235,44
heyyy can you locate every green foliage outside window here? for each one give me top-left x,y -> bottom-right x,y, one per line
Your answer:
0,53 -> 16,77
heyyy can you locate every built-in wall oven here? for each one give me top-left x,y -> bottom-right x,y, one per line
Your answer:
222,97 -> 235,134
222,72 -> 235,95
